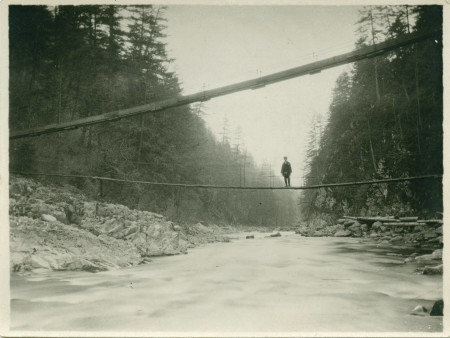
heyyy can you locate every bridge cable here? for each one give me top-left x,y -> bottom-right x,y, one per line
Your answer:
10,172 -> 442,190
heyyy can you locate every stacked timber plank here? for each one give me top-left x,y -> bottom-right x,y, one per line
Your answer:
342,216 -> 443,227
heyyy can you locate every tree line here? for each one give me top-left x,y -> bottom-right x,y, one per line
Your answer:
9,5 -> 296,227
300,5 -> 442,220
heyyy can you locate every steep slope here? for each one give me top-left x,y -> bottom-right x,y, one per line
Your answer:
300,6 -> 442,220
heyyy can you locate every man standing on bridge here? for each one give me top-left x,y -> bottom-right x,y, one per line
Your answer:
281,156 -> 292,187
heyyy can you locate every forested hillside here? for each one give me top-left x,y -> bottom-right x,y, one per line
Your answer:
300,6 -> 442,220
9,5 -> 296,227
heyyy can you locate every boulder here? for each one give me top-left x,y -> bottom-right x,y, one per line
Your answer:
415,249 -> 442,262
194,222 -> 213,233
316,219 -> 328,229
10,179 -> 37,197
394,227 -> 404,233
313,230 -> 325,237
41,214 -> 57,223
10,182 -> 23,196
108,223 -> 125,236
62,258 -> 108,272
423,264 -> 443,275
415,253 -> 433,261
390,235 -> 403,243
344,219 -> 356,227
246,235 -> 255,239
360,224 -> 369,232
430,300 -> 444,316
337,219 -> 346,224
124,224 -> 138,236
410,305 -> 428,316
334,230 -> 351,237
423,230 -> 438,239
325,224 -> 341,235
103,219 -> 118,232
432,249 -> 442,259
9,197 -> 17,208
30,255 -> 52,269
348,222 -> 362,232
122,220 -> 133,228
269,232 -> 281,237
30,203 -> 52,217
96,205 -> 112,218
82,202 -> 97,218
371,221 -> 383,231
52,210 -> 68,224
64,203 -> 83,225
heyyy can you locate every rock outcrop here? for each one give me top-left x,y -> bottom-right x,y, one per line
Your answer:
410,305 -> 429,316
10,216 -> 141,272
334,230 -> 351,237
9,176 -> 230,273
430,300 -> 444,316
294,215 -> 443,276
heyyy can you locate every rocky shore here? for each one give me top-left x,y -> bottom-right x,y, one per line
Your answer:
9,175 -> 443,281
9,176 -> 234,273
295,216 -> 443,276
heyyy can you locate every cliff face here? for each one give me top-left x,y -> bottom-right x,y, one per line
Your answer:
9,176 -> 229,273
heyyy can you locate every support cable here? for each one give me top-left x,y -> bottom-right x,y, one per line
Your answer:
10,172 -> 442,190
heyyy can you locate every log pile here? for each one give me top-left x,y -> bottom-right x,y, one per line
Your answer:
295,215 -> 443,265
342,216 -> 443,227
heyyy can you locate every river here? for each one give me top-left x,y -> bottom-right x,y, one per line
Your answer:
10,232 -> 443,334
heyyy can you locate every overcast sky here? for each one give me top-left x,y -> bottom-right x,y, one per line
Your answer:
165,5 -> 362,185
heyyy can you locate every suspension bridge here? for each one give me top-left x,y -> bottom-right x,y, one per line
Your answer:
10,29 -> 443,190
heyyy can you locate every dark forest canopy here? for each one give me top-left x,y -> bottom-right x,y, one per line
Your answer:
300,5 -> 442,220
9,5 -> 296,227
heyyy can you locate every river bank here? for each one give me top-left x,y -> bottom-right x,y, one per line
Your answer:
9,175 -> 243,274
9,175 -> 444,279
8,176 -> 444,332
294,216 -> 443,277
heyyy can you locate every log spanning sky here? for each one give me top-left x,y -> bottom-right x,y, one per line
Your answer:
165,5 -> 363,181
9,29 -> 434,138
10,6 -> 436,186
10,6 -> 363,189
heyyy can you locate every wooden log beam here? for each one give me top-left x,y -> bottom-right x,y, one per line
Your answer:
343,216 -> 398,222
417,220 -> 443,224
383,222 -> 420,226
10,29 -> 441,140
343,216 -> 442,226
399,217 -> 419,221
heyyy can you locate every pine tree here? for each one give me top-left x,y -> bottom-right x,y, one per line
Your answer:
300,5 -> 442,220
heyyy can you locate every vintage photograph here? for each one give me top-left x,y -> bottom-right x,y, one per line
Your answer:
2,1 -> 446,335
